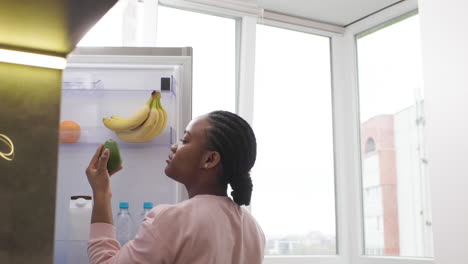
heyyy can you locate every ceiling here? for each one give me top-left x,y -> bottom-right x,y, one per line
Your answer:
257,0 -> 405,26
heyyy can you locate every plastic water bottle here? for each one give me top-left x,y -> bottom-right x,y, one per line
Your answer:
115,202 -> 135,245
138,202 -> 153,223
133,202 -> 153,236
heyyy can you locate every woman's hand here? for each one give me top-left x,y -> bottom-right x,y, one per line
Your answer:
86,144 -> 122,196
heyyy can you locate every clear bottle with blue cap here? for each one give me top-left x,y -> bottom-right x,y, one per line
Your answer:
115,202 -> 135,245
138,202 -> 154,224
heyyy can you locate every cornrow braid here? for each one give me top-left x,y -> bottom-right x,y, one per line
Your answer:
206,111 -> 257,206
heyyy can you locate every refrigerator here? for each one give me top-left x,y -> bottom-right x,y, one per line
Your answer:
53,47 -> 193,263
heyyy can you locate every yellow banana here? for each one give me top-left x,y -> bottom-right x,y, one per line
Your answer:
141,92 -> 167,141
116,98 -> 160,142
103,97 -> 152,132
157,100 -> 168,136
140,105 -> 162,142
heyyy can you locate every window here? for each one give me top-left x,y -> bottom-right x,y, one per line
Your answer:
77,1 -> 125,46
365,138 -> 376,153
156,6 -> 237,118
356,13 -> 433,257
252,24 -> 336,255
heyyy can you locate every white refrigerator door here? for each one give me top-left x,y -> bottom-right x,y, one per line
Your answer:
54,47 -> 192,264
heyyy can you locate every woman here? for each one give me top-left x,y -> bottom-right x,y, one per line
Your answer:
86,111 -> 265,263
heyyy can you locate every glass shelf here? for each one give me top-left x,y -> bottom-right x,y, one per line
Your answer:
62,80 -> 104,90
61,75 -> 176,97
59,126 -> 175,147
61,88 -> 176,98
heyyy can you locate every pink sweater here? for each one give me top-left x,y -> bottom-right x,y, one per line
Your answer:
88,195 -> 265,263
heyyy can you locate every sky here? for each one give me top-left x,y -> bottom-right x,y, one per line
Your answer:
357,15 -> 424,122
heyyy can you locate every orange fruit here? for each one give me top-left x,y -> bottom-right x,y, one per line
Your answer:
59,121 -> 81,143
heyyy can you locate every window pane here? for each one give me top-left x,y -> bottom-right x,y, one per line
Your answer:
77,1 -> 124,46
252,24 -> 336,255
357,14 -> 434,257
156,6 -> 236,118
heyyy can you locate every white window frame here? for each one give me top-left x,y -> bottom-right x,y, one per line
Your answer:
254,17 -> 346,264
250,15 -> 349,264
153,1 -> 435,263
342,0 -> 435,263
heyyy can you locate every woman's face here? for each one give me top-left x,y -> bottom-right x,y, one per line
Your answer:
164,115 -> 211,184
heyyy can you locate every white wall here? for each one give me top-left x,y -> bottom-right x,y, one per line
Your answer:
419,0 -> 468,263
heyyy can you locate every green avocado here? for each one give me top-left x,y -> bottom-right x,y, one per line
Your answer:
100,139 -> 122,172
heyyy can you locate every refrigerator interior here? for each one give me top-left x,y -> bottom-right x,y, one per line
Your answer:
53,48 -> 192,263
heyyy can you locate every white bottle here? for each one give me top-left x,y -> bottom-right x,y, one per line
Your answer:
68,196 -> 92,241
68,196 -> 92,263
115,202 -> 135,246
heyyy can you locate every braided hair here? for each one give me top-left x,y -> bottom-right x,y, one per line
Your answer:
206,111 -> 257,206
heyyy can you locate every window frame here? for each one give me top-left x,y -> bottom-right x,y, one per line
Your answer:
344,0 -> 435,263
253,19 -> 343,263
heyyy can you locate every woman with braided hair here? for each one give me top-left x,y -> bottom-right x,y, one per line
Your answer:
86,111 -> 265,264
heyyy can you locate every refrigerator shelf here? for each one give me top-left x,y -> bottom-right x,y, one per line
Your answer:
59,126 -> 174,147
59,141 -> 172,149
62,80 -> 104,90
61,88 -> 176,99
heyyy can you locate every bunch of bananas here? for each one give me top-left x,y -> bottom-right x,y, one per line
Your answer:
103,91 -> 167,142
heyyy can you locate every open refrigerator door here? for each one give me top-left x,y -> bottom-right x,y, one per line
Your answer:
54,47 -> 192,263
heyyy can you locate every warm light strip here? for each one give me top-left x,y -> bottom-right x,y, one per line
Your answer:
0,134 -> 14,161
0,48 -> 66,69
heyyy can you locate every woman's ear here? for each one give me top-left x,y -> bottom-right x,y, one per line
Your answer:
202,151 -> 221,169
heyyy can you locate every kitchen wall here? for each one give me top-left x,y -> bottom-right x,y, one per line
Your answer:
0,1 -> 117,263
419,0 -> 468,263
0,62 -> 62,264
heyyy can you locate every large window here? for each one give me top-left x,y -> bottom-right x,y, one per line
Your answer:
156,6 -> 236,118
70,2 -> 434,261
252,24 -> 336,255
356,13 -> 433,257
